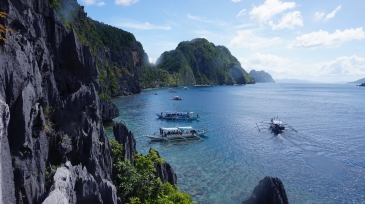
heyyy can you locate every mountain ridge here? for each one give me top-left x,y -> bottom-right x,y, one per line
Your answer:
249,70 -> 275,83
156,38 -> 254,85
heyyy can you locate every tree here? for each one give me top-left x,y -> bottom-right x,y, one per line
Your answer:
0,12 -> 13,42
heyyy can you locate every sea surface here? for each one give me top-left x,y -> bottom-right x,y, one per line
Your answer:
105,83 -> 365,204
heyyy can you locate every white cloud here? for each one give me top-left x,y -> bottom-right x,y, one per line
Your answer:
95,1 -> 105,6
82,0 -> 105,6
316,55 -> 365,76
229,30 -> 281,49
115,0 -> 139,6
269,11 -> 303,30
249,0 -> 296,24
149,57 -> 156,64
82,0 -> 95,5
324,5 -> 342,21
239,53 -> 292,75
314,5 -> 342,22
290,27 -> 365,48
239,54 -> 365,82
232,0 -> 241,2
314,12 -> 325,21
187,14 -> 227,26
236,9 -> 246,17
114,21 -> 171,30
187,14 -> 214,23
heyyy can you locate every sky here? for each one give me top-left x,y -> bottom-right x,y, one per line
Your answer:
77,0 -> 365,83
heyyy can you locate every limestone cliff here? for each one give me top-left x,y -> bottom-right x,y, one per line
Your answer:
156,38 -> 254,85
0,0 -> 177,203
249,70 -> 275,83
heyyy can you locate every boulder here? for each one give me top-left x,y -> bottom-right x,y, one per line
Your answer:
242,176 -> 288,204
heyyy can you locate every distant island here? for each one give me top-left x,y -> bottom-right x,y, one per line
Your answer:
249,70 -> 275,83
348,78 -> 365,84
156,38 -> 254,85
357,83 -> 365,87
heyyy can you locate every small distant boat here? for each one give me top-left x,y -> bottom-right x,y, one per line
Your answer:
256,116 -> 297,134
156,111 -> 199,120
145,126 -> 208,141
168,88 -> 177,92
184,87 -> 189,90
171,96 -> 182,100
270,117 -> 285,134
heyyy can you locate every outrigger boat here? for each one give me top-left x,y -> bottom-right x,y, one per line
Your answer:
171,96 -> 182,100
270,117 -> 285,134
145,126 -> 208,142
156,111 -> 199,120
256,116 -> 297,135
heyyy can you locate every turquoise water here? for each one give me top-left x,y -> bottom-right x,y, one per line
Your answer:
105,84 -> 365,204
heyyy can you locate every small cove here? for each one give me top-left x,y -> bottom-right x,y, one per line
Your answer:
106,84 -> 365,203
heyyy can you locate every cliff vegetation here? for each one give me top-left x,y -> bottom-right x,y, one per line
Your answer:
156,38 -> 254,85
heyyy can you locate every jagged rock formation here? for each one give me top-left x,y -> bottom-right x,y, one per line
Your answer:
242,176 -> 289,204
0,0 -> 181,202
156,38 -> 254,85
0,99 -> 16,204
57,0 -> 152,95
43,161 -> 117,204
153,149 -> 177,185
113,121 -> 136,165
249,70 -> 275,83
0,0 -> 119,202
113,121 -> 177,185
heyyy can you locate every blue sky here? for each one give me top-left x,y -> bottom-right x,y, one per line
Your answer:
78,0 -> 365,83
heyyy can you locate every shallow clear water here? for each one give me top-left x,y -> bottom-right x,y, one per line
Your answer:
105,84 -> 365,204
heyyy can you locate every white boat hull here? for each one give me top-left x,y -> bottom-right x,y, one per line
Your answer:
146,129 -> 208,141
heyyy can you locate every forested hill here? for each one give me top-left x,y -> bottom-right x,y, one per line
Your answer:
249,70 -> 275,83
156,38 -> 254,85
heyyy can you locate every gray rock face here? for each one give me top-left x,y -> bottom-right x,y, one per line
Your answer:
242,176 -> 289,204
0,99 -> 16,204
113,122 -> 177,185
249,70 -> 275,83
43,161 -> 117,204
101,100 -> 120,123
113,121 -> 136,165
152,149 -> 177,185
0,0 -> 118,203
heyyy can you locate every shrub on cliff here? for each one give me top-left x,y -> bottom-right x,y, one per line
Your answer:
0,12 -> 13,42
110,140 -> 193,203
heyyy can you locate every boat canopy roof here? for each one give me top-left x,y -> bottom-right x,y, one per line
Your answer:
272,120 -> 283,124
161,126 -> 193,131
163,111 -> 193,115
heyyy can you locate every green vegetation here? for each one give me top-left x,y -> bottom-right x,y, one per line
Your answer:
156,38 -> 254,85
0,12 -> 13,42
45,164 -> 62,190
110,140 -> 193,204
46,0 -> 61,11
43,106 -> 55,133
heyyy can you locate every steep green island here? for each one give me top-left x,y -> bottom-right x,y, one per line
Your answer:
0,0 -> 288,203
156,38 -> 254,85
249,70 -> 275,83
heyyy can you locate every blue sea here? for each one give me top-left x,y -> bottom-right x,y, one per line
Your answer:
105,83 -> 365,204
